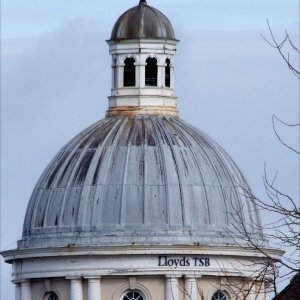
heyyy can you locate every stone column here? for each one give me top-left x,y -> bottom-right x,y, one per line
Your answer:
256,282 -> 266,300
246,284 -> 256,300
165,276 -> 179,300
162,62 -> 166,88
118,62 -> 125,88
85,276 -> 101,300
184,277 -> 197,300
14,282 -> 21,300
20,280 -> 32,300
139,63 -> 146,88
112,65 -> 117,89
67,277 -> 83,300
170,66 -> 175,89
157,64 -> 164,88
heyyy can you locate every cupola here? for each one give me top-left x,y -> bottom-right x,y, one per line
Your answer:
16,0 -> 264,250
106,0 -> 179,117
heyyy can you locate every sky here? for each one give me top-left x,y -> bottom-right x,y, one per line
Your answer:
1,0 -> 299,299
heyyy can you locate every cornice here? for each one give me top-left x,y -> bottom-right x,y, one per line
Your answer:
1,244 -> 283,263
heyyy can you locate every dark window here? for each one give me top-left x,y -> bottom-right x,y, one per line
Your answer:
212,291 -> 227,300
124,58 -> 135,87
145,57 -> 157,86
123,291 -> 144,300
165,59 -> 171,87
46,292 -> 59,300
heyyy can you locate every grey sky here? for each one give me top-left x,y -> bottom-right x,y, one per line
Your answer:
2,0 -> 298,38
1,0 -> 299,299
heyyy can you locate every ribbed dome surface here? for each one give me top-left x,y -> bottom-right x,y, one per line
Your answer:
110,1 -> 176,40
20,116 -> 262,248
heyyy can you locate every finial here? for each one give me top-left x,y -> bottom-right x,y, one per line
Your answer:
139,0 -> 147,5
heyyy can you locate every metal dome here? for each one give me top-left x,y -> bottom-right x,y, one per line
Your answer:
110,0 -> 176,41
19,116 -> 263,248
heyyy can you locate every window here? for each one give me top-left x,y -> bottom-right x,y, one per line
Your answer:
165,59 -> 171,87
145,57 -> 157,86
123,290 -> 144,300
212,290 -> 227,300
124,58 -> 136,87
45,292 -> 59,300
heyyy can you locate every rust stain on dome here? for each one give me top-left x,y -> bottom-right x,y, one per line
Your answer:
106,106 -> 179,117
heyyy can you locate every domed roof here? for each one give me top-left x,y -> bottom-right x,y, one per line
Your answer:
19,116 -> 262,248
110,0 -> 176,41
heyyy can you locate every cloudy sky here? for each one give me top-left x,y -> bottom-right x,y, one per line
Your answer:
1,0 -> 299,298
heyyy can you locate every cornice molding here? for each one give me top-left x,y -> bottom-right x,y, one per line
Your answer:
1,244 -> 283,263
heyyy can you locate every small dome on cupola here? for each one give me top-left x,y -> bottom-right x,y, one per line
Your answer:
110,0 -> 176,40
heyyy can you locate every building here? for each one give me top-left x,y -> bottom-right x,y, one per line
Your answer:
1,1 -> 282,300
272,273 -> 300,300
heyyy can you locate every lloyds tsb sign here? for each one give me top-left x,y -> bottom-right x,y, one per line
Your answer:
158,256 -> 211,267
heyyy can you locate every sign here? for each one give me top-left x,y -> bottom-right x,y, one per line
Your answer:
158,256 -> 210,268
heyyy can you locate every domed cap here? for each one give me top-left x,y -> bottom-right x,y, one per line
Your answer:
110,0 -> 176,40
19,116 -> 263,249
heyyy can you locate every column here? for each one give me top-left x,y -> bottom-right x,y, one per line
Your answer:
15,282 -> 21,300
67,277 -> 83,300
20,280 -> 32,300
184,277 -> 197,300
139,63 -> 146,88
256,282 -> 267,300
157,64 -> 163,88
170,65 -> 175,89
161,62 -> 166,88
85,276 -> 101,300
135,60 -> 141,88
256,282 -> 266,300
246,283 -> 256,300
165,276 -> 179,300
118,62 -> 124,88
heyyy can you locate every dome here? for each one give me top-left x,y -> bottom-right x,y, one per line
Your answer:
19,115 -> 262,248
110,0 -> 176,41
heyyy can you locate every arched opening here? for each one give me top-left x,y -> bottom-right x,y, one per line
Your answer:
123,290 -> 144,300
165,58 -> 171,87
145,57 -> 157,86
212,290 -> 228,300
45,292 -> 59,300
124,57 -> 135,87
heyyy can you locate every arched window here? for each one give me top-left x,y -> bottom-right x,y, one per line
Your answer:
124,57 -> 135,87
212,290 -> 227,300
45,292 -> 59,300
123,290 -> 144,300
165,58 -> 171,87
145,57 -> 157,86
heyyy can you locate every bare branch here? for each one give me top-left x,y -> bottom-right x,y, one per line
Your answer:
272,115 -> 300,154
261,19 -> 300,79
